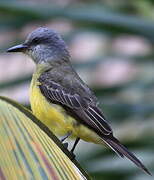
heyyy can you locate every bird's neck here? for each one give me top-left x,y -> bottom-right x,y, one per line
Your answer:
35,57 -> 72,74
49,57 -> 70,67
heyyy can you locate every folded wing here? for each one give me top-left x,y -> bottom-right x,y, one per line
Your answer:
38,78 -> 112,136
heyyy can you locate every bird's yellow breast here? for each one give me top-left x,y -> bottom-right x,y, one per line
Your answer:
30,80 -> 74,136
30,71 -> 102,144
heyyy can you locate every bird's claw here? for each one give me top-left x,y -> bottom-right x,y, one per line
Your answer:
62,142 -> 68,149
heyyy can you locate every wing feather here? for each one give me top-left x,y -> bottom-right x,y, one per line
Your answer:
38,74 -> 151,175
88,107 -> 111,132
57,90 -> 65,104
38,79 -> 112,136
84,109 -> 107,134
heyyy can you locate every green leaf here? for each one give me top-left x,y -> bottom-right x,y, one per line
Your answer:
0,96 -> 91,180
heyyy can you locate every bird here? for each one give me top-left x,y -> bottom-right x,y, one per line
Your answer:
7,27 -> 151,175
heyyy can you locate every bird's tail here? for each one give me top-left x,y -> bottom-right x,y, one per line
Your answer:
102,136 -> 151,175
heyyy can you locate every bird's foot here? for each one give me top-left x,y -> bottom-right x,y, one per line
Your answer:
62,142 -> 75,160
61,132 -> 72,142
62,142 -> 68,149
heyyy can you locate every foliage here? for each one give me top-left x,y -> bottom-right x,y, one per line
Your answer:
0,96 -> 90,180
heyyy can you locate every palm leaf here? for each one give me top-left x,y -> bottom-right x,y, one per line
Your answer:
0,96 -> 90,180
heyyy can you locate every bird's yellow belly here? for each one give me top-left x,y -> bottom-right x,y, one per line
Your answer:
30,83 -> 102,144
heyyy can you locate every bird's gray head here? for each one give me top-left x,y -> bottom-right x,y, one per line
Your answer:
7,27 -> 70,64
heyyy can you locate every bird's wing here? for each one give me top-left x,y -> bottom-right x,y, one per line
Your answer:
38,76 -> 112,136
38,75 -> 152,175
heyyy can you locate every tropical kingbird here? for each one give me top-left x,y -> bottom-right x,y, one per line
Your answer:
7,27 -> 151,175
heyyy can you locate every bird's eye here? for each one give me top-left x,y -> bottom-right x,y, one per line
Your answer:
32,38 -> 40,44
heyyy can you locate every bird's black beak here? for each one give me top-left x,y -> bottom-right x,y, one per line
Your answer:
7,44 -> 28,53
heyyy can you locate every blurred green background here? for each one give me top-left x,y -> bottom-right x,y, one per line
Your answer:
0,0 -> 154,179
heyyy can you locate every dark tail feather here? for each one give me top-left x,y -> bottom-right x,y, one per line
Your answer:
103,137 -> 151,176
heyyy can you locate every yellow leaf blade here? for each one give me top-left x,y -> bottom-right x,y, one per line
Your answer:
0,96 -> 90,180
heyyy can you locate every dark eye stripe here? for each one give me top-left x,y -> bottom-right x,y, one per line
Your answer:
32,37 -> 41,44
